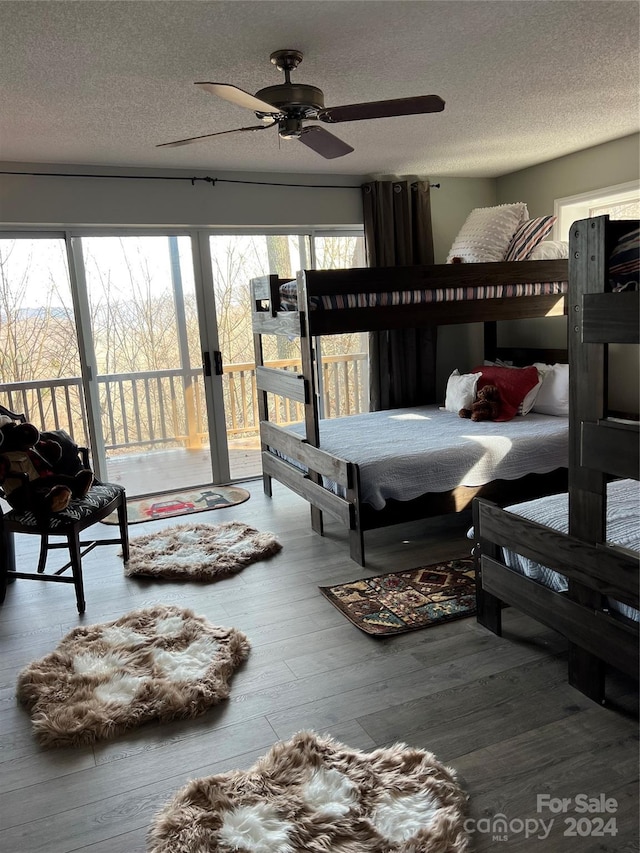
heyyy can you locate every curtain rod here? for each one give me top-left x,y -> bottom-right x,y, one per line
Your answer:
0,170 -> 439,190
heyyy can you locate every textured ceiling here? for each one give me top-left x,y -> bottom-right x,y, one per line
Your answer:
1,1 -> 638,178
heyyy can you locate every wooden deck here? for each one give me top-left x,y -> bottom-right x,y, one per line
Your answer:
105,438 -> 263,497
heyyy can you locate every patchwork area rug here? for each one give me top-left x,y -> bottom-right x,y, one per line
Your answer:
124,522 -> 282,580
320,558 -> 476,636
148,730 -> 469,853
102,484 -> 251,525
17,605 -> 250,747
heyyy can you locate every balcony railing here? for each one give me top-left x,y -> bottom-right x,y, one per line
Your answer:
0,353 -> 368,455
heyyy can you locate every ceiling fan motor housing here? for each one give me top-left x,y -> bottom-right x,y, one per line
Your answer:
254,83 -> 325,119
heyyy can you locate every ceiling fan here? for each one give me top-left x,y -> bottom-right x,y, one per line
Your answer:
157,49 -> 445,159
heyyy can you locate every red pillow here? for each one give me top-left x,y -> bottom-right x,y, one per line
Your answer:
471,365 -> 539,421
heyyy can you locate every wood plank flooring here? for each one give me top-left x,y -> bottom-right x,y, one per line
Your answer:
1,480 -> 637,852
105,441 -> 262,497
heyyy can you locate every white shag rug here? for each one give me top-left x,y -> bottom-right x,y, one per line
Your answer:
17,604 -> 250,747
124,521 -> 282,580
148,731 -> 469,853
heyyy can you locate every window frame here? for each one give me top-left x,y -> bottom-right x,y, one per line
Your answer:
554,180 -> 640,240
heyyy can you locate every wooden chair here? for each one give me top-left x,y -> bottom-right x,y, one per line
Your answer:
0,406 -> 129,614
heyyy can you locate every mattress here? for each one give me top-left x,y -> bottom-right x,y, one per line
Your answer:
278,279 -> 568,311
283,405 -> 568,510
500,479 -> 639,621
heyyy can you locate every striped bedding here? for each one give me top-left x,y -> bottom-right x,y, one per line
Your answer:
609,225 -> 639,292
499,479 -> 639,622
278,280 -> 567,311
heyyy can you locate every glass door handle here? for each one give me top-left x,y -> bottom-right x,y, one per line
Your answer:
202,351 -> 212,376
202,351 -> 224,376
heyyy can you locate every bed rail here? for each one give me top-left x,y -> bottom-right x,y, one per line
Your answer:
259,421 -> 355,528
475,498 -> 639,608
300,259 -> 569,294
256,366 -> 308,405
480,558 -> 638,677
582,291 -> 639,344
251,260 -> 569,337
581,420 -> 640,480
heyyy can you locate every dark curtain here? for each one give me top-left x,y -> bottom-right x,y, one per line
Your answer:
362,179 -> 438,410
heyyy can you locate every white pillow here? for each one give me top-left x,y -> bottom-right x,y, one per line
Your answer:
442,369 -> 479,413
528,240 -> 569,260
520,377 -> 544,415
532,363 -> 569,416
446,203 -> 529,264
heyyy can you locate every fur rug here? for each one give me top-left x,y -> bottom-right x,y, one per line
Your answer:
148,731 -> 469,853
124,521 -> 282,580
17,605 -> 250,747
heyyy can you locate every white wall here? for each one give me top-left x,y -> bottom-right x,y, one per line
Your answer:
496,133 -> 640,414
0,162 -> 495,253
0,163 -> 363,228
496,133 -> 640,217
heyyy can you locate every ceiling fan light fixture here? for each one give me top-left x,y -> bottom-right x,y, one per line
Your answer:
278,117 -> 303,139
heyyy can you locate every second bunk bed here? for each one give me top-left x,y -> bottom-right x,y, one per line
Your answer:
252,256 -> 570,565
473,215 -> 639,704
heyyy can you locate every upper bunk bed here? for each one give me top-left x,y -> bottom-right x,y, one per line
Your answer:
473,216 -> 640,704
252,256 -> 571,566
251,258 -> 569,336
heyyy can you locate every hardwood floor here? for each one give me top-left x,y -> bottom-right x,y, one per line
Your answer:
1,480 -> 637,852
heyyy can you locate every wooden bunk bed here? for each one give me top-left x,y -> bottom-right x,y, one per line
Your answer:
252,257 -> 570,566
474,215 -> 639,704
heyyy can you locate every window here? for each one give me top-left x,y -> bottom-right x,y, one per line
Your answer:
555,181 -> 640,240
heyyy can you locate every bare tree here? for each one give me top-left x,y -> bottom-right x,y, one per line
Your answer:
1,232 -> 367,449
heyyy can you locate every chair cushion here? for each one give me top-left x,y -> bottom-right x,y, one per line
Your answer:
5,482 -> 125,530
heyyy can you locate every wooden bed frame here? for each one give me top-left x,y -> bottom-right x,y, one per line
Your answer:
252,258 -> 570,565
474,216 -> 639,704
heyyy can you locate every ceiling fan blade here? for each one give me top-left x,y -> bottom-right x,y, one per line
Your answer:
156,122 -> 275,148
319,94 -> 445,124
195,82 -> 281,114
299,126 -> 354,159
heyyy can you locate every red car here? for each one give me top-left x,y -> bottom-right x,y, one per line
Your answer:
146,499 -> 195,519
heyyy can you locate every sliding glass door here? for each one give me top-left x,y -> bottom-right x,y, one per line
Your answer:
208,230 -> 368,479
76,234 -> 221,496
0,227 -> 366,498
208,233 -> 309,480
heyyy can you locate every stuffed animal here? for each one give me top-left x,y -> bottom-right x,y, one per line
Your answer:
458,384 -> 501,422
0,415 -> 94,517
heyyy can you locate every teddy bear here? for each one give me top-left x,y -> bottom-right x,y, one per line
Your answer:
458,384 -> 501,422
0,415 -> 94,518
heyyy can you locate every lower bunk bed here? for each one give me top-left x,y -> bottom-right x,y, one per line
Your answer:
473,479 -> 639,704
261,400 -> 569,566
